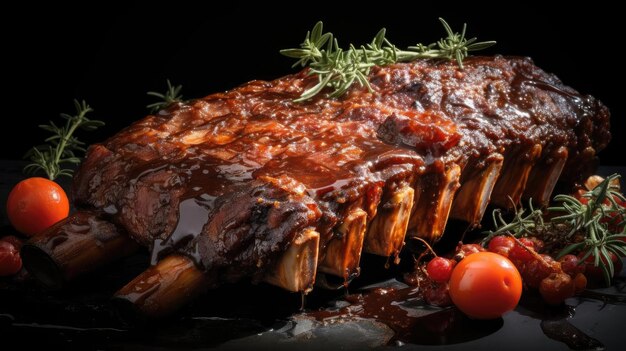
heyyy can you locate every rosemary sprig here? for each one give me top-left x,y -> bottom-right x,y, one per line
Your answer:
24,100 -> 104,180
146,79 -> 183,113
281,18 -> 495,101
483,174 -> 626,285
480,199 -> 544,246
550,175 -> 626,284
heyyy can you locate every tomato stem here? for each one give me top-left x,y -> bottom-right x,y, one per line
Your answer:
408,236 -> 438,258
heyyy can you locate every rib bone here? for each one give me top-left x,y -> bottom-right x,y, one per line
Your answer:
524,147 -> 568,205
408,164 -> 461,243
264,228 -> 320,292
364,184 -> 414,257
115,228 -> 321,317
491,144 -> 542,208
21,212 -> 139,289
450,155 -> 503,225
114,254 -> 208,318
318,208 -> 368,281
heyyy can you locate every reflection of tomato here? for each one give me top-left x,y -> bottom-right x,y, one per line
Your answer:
449,252 -> 522,319
6,177 -> 70,236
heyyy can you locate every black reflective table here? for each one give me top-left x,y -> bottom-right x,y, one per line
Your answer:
2,161 -> 625,350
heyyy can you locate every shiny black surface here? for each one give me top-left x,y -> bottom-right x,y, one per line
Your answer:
2,163 -> 626,350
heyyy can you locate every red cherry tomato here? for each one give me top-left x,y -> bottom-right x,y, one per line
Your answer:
454,243 -> 486,261
573,273 -> 587,293
509,238 -> 535,263
6,177 -> 70,237
558,254 -> 585,277
426,257 -> 455,282
0,235 -> 23,250
488,235 -> 515,257
0,241 -> 22,276
580,251 -> 623,283
539,272 -> 575,305
527,237 -> 545,253
449,252 -> 522,319
522,254 -> 559,288
574,186 -> 626,233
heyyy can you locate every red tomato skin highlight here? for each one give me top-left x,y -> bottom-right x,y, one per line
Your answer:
6,177 -> 70,236
449,252 -> 523,319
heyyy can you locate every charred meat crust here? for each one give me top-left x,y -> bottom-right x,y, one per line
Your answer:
71,56 -> 610,283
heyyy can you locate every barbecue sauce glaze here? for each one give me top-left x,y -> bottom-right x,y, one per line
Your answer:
71,56 -> 610,284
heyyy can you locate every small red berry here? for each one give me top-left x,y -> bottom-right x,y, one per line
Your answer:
559,254 -> 585,277
488,235 -> 515,257
539,272 -> 575,305
427,257 -> 455,282
509,238 -> 536,263
0,241 -> 22,276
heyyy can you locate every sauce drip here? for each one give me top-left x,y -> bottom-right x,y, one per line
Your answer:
150,197 -> 212,264
72,56 -> 610,281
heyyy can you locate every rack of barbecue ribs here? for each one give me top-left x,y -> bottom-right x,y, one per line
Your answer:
21,56 -> 610,317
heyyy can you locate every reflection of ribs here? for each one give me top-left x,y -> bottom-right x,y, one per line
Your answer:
22,56 -> 610,317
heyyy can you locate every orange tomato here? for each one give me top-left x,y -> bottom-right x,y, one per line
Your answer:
6,177 -> 70,236
449,252 -> 522,319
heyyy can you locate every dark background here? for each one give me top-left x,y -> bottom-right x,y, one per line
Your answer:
1,2 -> 623,164
2,4 -> 626,349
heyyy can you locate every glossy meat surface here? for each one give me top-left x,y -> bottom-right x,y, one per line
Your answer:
72,56 -> 610,281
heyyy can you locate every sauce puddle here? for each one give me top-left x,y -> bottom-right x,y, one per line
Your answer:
301,281 -> 618,348
304,285 -> 502,345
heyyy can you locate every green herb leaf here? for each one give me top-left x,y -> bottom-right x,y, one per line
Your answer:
147,80 -> 184,113
24,100 -> 103,180
281,18 -> 495,101
484,174 -> 626,286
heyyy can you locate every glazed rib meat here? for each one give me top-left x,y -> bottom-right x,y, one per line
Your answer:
67,56 -> 609,290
